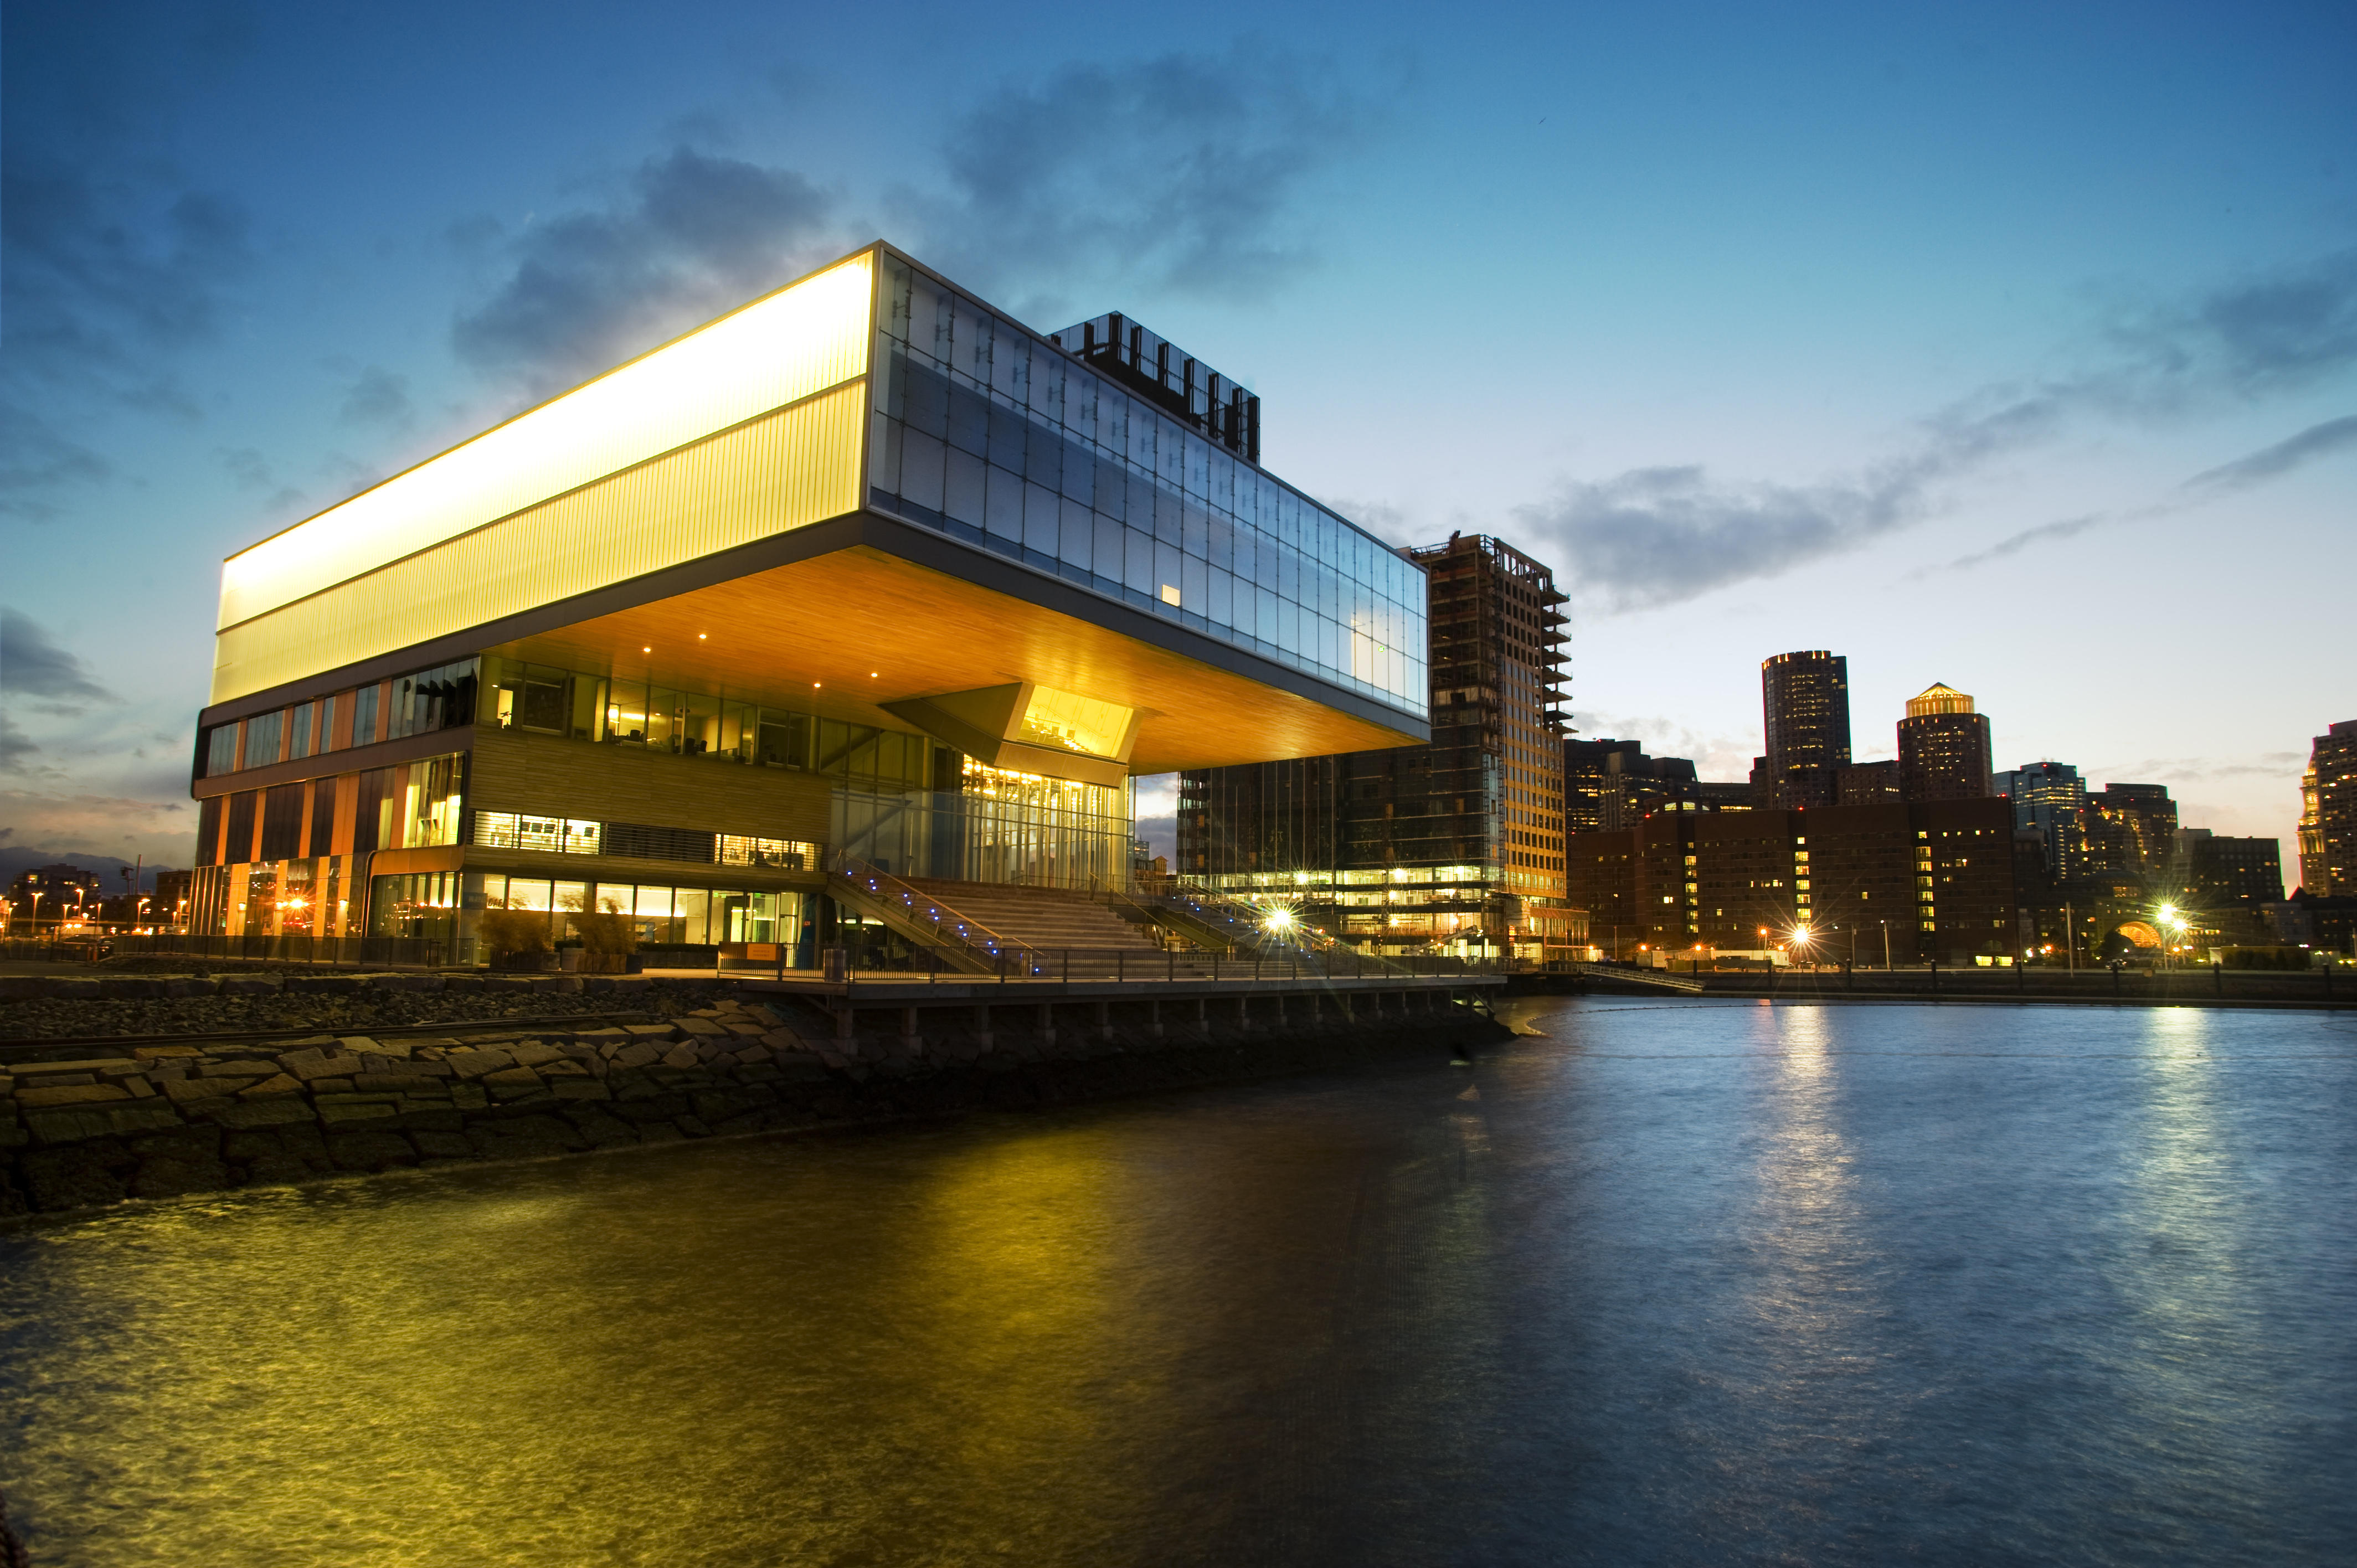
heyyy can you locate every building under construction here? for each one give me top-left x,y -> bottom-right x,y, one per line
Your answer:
1177,534 -> 1581,961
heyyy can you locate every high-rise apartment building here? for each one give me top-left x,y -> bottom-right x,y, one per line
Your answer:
1568,797 -> 2020,966
186,244 -> 1429,953
1759,651 -> 1851,808
2085,784 -> 2178,884
2183,833 -> 2285,908
1897,683 -> 1993,801
1995,762 -> 2087,883
1838,761 -> 1902,804
1180,534 -> 1577,959
2299,720 -> 2357,895
1564,738 -> 1750,832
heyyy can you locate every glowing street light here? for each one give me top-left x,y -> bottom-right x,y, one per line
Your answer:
1262,906 -> 1296,936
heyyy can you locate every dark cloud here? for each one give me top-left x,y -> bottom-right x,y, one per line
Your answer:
1531,251 -> 2357,607
2183,413 -> 2357,492
0,404 -> 110,520
2111,250 -> 2357,401
913,49 -> 1374,317
0,607 -> 116,706
0,711 -> 38,773
451,147 -> 843,399
338,365 -> 415,430
1520,388 -> 2061,608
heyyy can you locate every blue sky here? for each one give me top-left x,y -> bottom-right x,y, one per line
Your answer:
4,0 -> 2353,880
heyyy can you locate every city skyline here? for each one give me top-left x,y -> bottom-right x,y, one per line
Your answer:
5,2 -> 2353,876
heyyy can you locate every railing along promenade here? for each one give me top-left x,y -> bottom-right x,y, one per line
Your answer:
1576,960 -> 2351,1009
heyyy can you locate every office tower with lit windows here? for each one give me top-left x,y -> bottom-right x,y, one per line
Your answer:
1995,761 -> 2087,883
1179,533 -> 1578,960
2084,784 -> 2178,884
2299,720 -> 2357,895
1897,683 -> 1994,801
186,244 -> 1429,954
1759,650 -> 1851,808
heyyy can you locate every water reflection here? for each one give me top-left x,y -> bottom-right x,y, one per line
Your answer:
3,1002 -> 2352,1566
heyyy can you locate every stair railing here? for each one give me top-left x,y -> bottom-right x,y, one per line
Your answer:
830,854 -> 1044,972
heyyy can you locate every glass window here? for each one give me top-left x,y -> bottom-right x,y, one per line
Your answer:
352,684 -> 380,747
204,725 -> 238,778
240,710 -> 283,770
288,702 -> 313,759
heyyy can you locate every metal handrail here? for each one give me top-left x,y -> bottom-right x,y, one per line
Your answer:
829,854 -> 1043,969
1145,885 -> 1416,977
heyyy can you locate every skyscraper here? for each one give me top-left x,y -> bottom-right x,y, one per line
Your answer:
1995,761 -> 2087,883
1180,533 -> 1576,959
2085,785 -> 2178,884
1897,683 -> 1993,801
2299,719 -> 2357,895
1759,651 -> 1850,808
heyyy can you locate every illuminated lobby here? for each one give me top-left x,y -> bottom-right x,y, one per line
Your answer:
184,244 -> 1429,960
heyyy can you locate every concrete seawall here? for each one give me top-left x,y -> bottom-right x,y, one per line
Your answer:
1,986 -> 1510,1219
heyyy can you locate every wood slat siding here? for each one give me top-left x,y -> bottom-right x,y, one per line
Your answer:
467,726 -> 835,848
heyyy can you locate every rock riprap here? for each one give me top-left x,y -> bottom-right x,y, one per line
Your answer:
1,990 -> 1505,1216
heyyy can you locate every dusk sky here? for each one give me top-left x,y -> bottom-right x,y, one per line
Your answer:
4,1 -> 2352,877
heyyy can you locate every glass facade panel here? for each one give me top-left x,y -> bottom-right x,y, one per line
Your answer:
868,255 -> 1426,721
832,764 -> 1133,889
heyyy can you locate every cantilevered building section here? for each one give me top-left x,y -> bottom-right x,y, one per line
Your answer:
187,244 -> 1429,953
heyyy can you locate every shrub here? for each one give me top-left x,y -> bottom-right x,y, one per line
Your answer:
480,905 -> 553,967
565,896 -> 639,971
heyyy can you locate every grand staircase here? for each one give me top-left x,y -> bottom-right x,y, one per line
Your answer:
900,880 -> 1213,979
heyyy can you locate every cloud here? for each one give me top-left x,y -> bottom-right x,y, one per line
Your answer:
0,711 -> 38,773
0,404 -> 110,519
451,147 -> 844,398
0,607 -> 116,706
2109,250 -> 2357,401
338,365 -> 415,430
1527,250 -> 2357,607
2182,413 -> 2357,492
909,48 -> 1377,316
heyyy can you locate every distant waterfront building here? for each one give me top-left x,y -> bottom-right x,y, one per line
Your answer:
5,863 -> 105,929
1569,797 -> 2019,966
2085,785 -> 2178,885
1180,533 -> 1576,959
186,244 -> 1429,954
1897,683 -> 1993,801
1995,762 -> 2087,883
2184,834 -> 2285,909
1759,650 -> 1851,809
2299,720 -> 2357,895
1838,760 -> 1902,804
1565,739 -> 1752,832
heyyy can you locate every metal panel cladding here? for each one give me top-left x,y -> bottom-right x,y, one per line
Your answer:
210,252 -> 876,702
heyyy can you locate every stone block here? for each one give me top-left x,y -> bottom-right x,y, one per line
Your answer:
353,1073 -> 442,1094
31,1102 -> 182,1143
440,974 -> 483,993
163,1078 -> 239,1105
562,1110 -> 639,1147
481,1066 -> 543,1089
206,1100 -> 315,1130
539,1060 -> 590,1080
218,975 -> 282,994
732,1045 -> 772,1065
132,1155 -> 231,1199
337,1036 -> 391,1056
99,976 -> 169,999
161,977 -> 220,997
508,1043 -> 565,1068
466,1116 -> 586,1159
611,1043 -> 661,1069
584,975 -> 652,992
317,1099 -> 401,1126
409,1128 -> 475,1159
446,1049 -> 516,1079
15,1072 -> 94,1088
675,1115 -> 714,1138
481,976 -> 534,992
398,1106 -> 466,1132
742,1003 -> 784,1027
0,976 -> 55,999
47,977 -> 103,999
238,1074 -> 306,1100
277,1049 -> 366,1081
200,1059 -> 281,1078
661,1045 -> 701,1070
18,1144 -> 132,1209
623,1023 -> 674,1038
550,1080 -> 611,1101
530,975 -> 583,994
284,973 -> 364,994
575,1027 -> 631,1045
123,1075 -> 157,1098
675,1016 -> 727,1036
326,1129 -> 417,1171
311,1078 -> 354,1094
405,1057 -> 455,1077
132,1045 -> 204,1061
18,1083 -> 129,1108
450,1084 -> 488,1111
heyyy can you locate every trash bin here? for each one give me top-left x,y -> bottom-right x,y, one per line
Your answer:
822,947 -> 848,983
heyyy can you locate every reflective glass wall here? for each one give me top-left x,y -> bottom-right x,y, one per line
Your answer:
866,254 -> 1427,721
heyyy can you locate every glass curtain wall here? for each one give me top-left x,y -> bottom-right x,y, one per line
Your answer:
833,764 -> 1133,889
866,254 -> 1427,721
